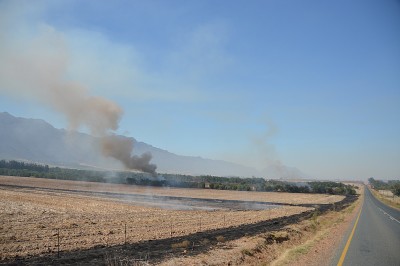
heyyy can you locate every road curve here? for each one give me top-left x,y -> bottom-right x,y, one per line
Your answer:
334,186 -> 400,266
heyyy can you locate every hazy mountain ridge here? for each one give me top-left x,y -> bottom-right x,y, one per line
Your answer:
0,112 -> 261,176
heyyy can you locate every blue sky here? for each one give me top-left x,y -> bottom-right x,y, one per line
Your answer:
0,0 -> 399,179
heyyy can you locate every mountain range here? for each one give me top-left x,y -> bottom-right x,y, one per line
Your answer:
0,112 -> 304,178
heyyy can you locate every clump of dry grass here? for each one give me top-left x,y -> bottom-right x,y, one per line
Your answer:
241,248 -> 254,257
171,240 -> 191,249
307,209 -> 320,232
265,231 -> 290,244
200,238 -> 210,245
104,252 -> 149,266
216,235 -> 225,243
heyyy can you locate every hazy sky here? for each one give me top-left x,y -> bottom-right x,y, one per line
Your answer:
0,0 -> 399,180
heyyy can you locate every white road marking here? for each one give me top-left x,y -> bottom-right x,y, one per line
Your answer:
378,207 -> 400,224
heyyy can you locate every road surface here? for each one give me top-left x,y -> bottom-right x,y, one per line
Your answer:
333,186 -> 400,265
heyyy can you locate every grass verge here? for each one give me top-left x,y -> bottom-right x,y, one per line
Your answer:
270,193 -> 362,266
369,188 -> 400,210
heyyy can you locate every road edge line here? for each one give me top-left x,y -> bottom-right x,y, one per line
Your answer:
337,203 -> 363,266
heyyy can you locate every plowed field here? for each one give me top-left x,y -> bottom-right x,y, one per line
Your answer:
0,176 -> 343,262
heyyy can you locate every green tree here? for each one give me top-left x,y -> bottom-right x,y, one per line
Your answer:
392,183 -> 400,196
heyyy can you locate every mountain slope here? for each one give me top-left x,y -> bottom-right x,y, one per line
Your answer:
0,112 -> 260,176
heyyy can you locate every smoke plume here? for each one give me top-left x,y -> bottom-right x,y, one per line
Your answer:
102,135 -> 157,175
0,8 -> 157,174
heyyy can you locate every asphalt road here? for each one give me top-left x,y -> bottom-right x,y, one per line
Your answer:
334,186 -> 400,266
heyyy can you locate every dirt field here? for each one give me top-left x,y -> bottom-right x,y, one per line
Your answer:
0,176 -> 344,204
0,176 -> 346,263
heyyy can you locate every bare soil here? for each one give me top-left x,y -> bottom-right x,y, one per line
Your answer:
159,192 -> 362,266
0,176 -> 344,204
0,176 -> 355,265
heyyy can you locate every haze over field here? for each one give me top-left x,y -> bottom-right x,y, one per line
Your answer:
0,0 -> 399,179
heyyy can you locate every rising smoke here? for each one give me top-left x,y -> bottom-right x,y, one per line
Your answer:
101,135 -> 157,175
0,7 -> 157,174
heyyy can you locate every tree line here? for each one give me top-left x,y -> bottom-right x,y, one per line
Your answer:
368,177 -> 400,196
0,159 -> 356,195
